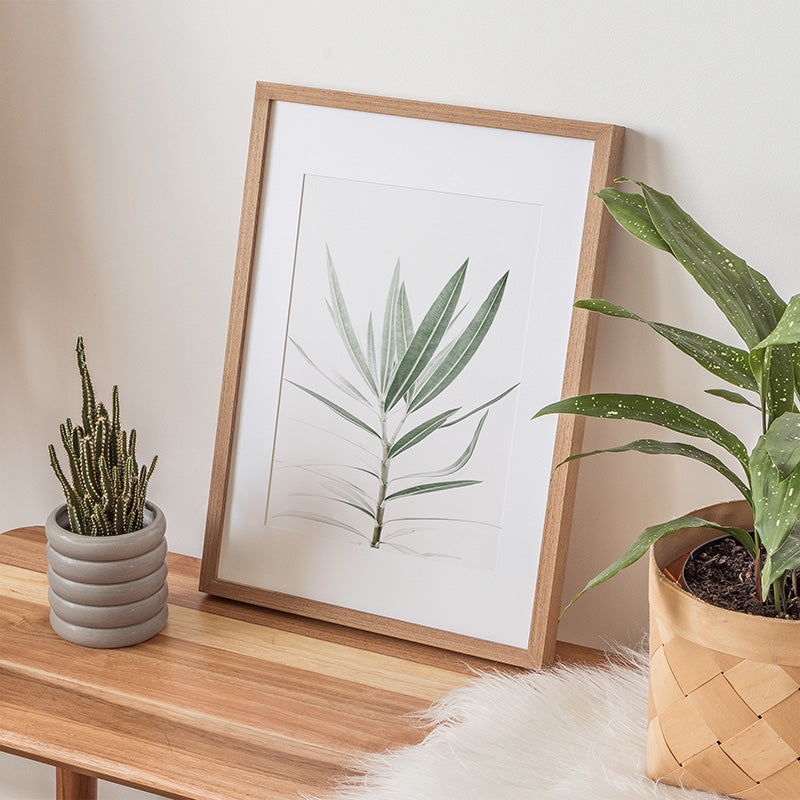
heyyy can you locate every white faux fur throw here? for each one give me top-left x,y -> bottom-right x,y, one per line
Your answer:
313,652 -> 726,800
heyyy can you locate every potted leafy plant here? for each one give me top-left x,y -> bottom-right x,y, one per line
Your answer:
535,180 -> 800,798
46,337 -> 168,648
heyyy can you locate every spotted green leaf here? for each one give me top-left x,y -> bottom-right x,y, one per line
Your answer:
562,515 -> 755,617
533,393 -> 749,469
749,344 -> 796,425
763,412 -> 800,480
751,432 -> 800,596
575,298 -> 757,391
596,187 -> 671,252
558,438 -> 750,501
635,181 -> 780,349
704,388 -> 760,409
754,295 -> 800,349
768,526 -> 800,585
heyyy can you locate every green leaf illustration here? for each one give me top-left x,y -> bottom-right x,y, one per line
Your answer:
326,249 -> 379,397
397,411 -> 489,481
384,479 -> 480,502
289,338 -> 370,406
388,408 -> 459,459
285,380 -> 381,439
271,511 -> 369,541
384,261 -> 468,411
380,261 -> 402,391
442,385 -> 518,427
409,271 -> 509,411
281,255 -> 513,549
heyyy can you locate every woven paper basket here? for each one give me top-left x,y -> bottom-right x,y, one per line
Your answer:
648,500 -> 800,799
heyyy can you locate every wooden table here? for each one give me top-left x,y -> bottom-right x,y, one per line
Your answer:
0,527 -> 602,800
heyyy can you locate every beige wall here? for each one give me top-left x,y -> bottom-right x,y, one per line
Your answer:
1,1 -> 798,794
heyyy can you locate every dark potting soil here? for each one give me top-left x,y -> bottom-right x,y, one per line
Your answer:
682,536 -> 800,620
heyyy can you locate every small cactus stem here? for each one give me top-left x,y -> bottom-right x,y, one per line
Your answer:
112,385 -> 120,430
94,504 -> 111,535
113,497 -> 125,535
99,459 -> 113,500
49,446 -> 79,507
118,429 -> 128,468
78,442 -> 102,503
123,457 -> 133,498
94,417 -> 106,465
77,338 -> 97,432
67,505 -> 83,535
129,428 -> 138,472
62,428 -> 83,488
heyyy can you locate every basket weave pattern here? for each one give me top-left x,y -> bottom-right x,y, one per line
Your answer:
647,502 -> 800,800
648,609 -> 800,798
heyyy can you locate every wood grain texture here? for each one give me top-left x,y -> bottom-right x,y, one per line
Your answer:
528,122 -> 625,666
56,769 -> 97,800
0,528 -> 603,800
199,81 -> 626,669
199,82 -> 272,594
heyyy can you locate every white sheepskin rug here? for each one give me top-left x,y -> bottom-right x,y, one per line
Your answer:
313,651 -> 726,800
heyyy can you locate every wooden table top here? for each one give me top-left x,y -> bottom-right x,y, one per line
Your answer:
0,527 -> 602,800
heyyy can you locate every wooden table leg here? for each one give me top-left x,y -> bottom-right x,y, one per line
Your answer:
56,767 -> 98,800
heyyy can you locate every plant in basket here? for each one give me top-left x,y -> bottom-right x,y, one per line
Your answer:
535,180 -> 800,798
45,337 -> 168,648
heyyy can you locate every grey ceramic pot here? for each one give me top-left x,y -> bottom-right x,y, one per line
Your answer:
45,502 -> 168,648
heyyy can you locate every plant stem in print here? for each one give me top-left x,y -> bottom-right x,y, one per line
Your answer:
280,248 -> 517,553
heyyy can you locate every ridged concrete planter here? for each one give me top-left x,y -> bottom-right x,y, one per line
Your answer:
648,500 -> 800,799
45,502 -> 168,648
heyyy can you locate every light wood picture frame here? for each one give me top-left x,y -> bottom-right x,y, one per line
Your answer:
199,82 -> 624,668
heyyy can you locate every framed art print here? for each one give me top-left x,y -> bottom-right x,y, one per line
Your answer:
199,83 -> 624,667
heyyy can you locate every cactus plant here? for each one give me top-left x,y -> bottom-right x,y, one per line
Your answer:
49,337 -> 157,536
